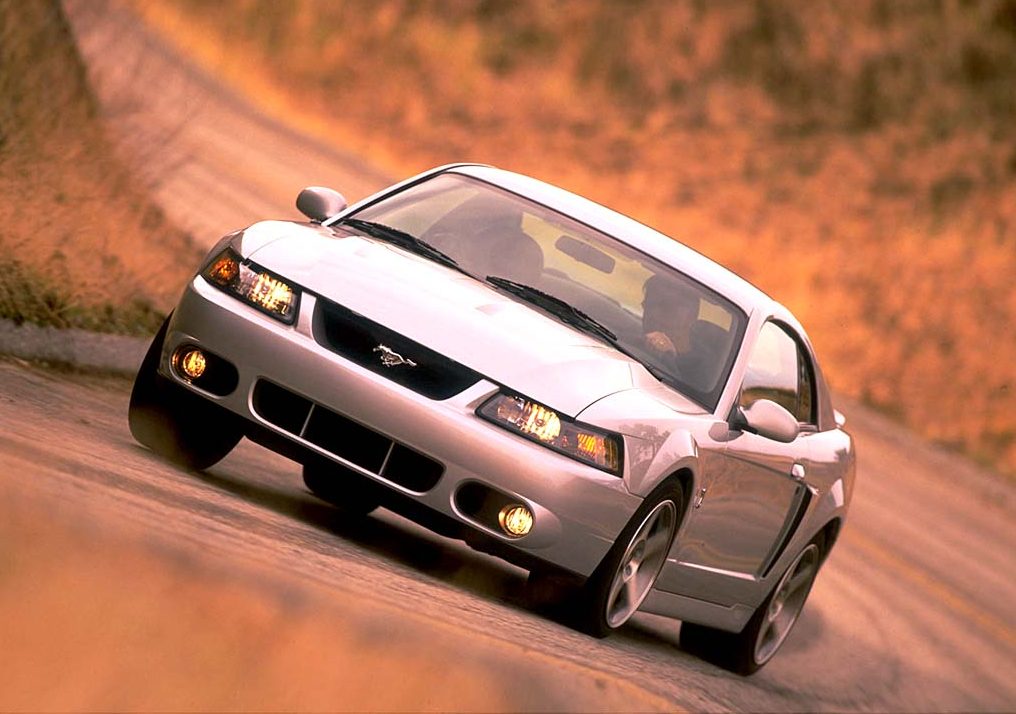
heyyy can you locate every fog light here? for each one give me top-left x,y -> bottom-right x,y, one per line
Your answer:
174,347 -> 207,380
498,504 -> 534,537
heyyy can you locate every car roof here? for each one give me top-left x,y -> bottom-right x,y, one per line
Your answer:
448,164 -> 778,319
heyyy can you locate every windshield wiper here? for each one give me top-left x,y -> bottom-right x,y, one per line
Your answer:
485,276 -> 618,344
341,218 -> 466,274
484,276 -> 674,383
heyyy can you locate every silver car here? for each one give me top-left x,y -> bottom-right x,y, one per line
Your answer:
130,163 -> 855,674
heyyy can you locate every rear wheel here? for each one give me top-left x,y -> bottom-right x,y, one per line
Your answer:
574,481 -> 682,638
302,461 -> 381,515
680,535 -> 824,675
128,316 -> 242,470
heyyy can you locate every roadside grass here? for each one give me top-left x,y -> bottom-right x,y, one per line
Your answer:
0,259 -> 164,335
0,0 -> 198,337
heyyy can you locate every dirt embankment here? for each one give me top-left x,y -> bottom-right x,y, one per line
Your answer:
133,0 -> 1016,477
0,0 -> 199,334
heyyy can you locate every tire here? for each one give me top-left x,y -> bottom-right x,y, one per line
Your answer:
680,533 -> 825,675
574,480 -> 682,638
128,316 -> 243,470
302,460 -> 381,516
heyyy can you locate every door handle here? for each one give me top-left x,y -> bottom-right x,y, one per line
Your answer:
791,463 -> 806,483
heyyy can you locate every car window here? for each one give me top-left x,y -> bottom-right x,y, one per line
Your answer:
740,322 -> 816,424
352,174 -> 748,411
797,341 -> 815,425
354,180 -> 483,236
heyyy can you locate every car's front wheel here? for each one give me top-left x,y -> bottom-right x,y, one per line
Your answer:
302,461 -> 381,515
680,534 -> 824,675
128,316 -> 243,470
575,480 -> 682,638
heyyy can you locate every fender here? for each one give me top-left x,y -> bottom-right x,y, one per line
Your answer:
631,428 -> 699,498
577,387 -> 709,498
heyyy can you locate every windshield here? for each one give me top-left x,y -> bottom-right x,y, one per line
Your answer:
350,173 -> 747,410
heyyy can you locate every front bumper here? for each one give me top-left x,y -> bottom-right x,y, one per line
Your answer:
161,276 -> 643,577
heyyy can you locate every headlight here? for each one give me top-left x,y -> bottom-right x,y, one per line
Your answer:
477,393 -> 623,475
201,248 -> 299,324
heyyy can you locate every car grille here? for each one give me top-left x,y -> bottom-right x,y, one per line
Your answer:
312,298 -> 481,400
251,379 -> 444,493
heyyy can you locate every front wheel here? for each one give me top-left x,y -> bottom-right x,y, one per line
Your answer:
575,481 -> 682,638
128,316 -> 243,470
680,535 -> 824,675
302,461 -> 381,516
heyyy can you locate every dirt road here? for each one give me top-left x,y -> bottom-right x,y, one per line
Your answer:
1,2 -> 1012,710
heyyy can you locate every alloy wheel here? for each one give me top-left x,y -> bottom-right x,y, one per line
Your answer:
604,499 -> 677,628
753,542 -> 821,665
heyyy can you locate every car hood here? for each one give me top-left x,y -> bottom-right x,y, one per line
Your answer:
242,221 -> 641,416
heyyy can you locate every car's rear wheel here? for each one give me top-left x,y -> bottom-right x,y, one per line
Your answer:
574,481 -> 682,638
680,534 -> 824,675
302,461 -> 381,515
128,316 -> 243,470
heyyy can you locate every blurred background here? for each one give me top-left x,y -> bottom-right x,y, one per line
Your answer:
145,0 -> 1016,478
4,0 -> 1013,479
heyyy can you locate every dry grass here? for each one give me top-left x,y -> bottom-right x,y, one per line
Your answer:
129,0 -> 1016,477
0,0 -> 199,335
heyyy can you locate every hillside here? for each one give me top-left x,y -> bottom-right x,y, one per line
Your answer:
133,0 -> 1015,477
0,0 -> 198,335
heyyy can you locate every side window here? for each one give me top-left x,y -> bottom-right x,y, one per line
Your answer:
797,342 -> 815,425
740,322 -> 816,424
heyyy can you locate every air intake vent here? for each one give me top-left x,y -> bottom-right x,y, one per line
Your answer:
313,299 -> 481,400
252,380 -> 443,493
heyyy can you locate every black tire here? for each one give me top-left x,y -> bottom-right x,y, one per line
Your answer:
680,533 -> 825,675
302,460 -> 382,516
128,316 -> 243,470
574,480 -> 683,638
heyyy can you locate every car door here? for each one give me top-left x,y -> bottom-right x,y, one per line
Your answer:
659,320 -> 818,606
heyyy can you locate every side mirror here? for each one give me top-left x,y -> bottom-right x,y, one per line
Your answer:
732,399 -> 800,443
296,186 -> 347,223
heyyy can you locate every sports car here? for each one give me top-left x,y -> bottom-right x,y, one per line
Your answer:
130,163 -> 855,674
